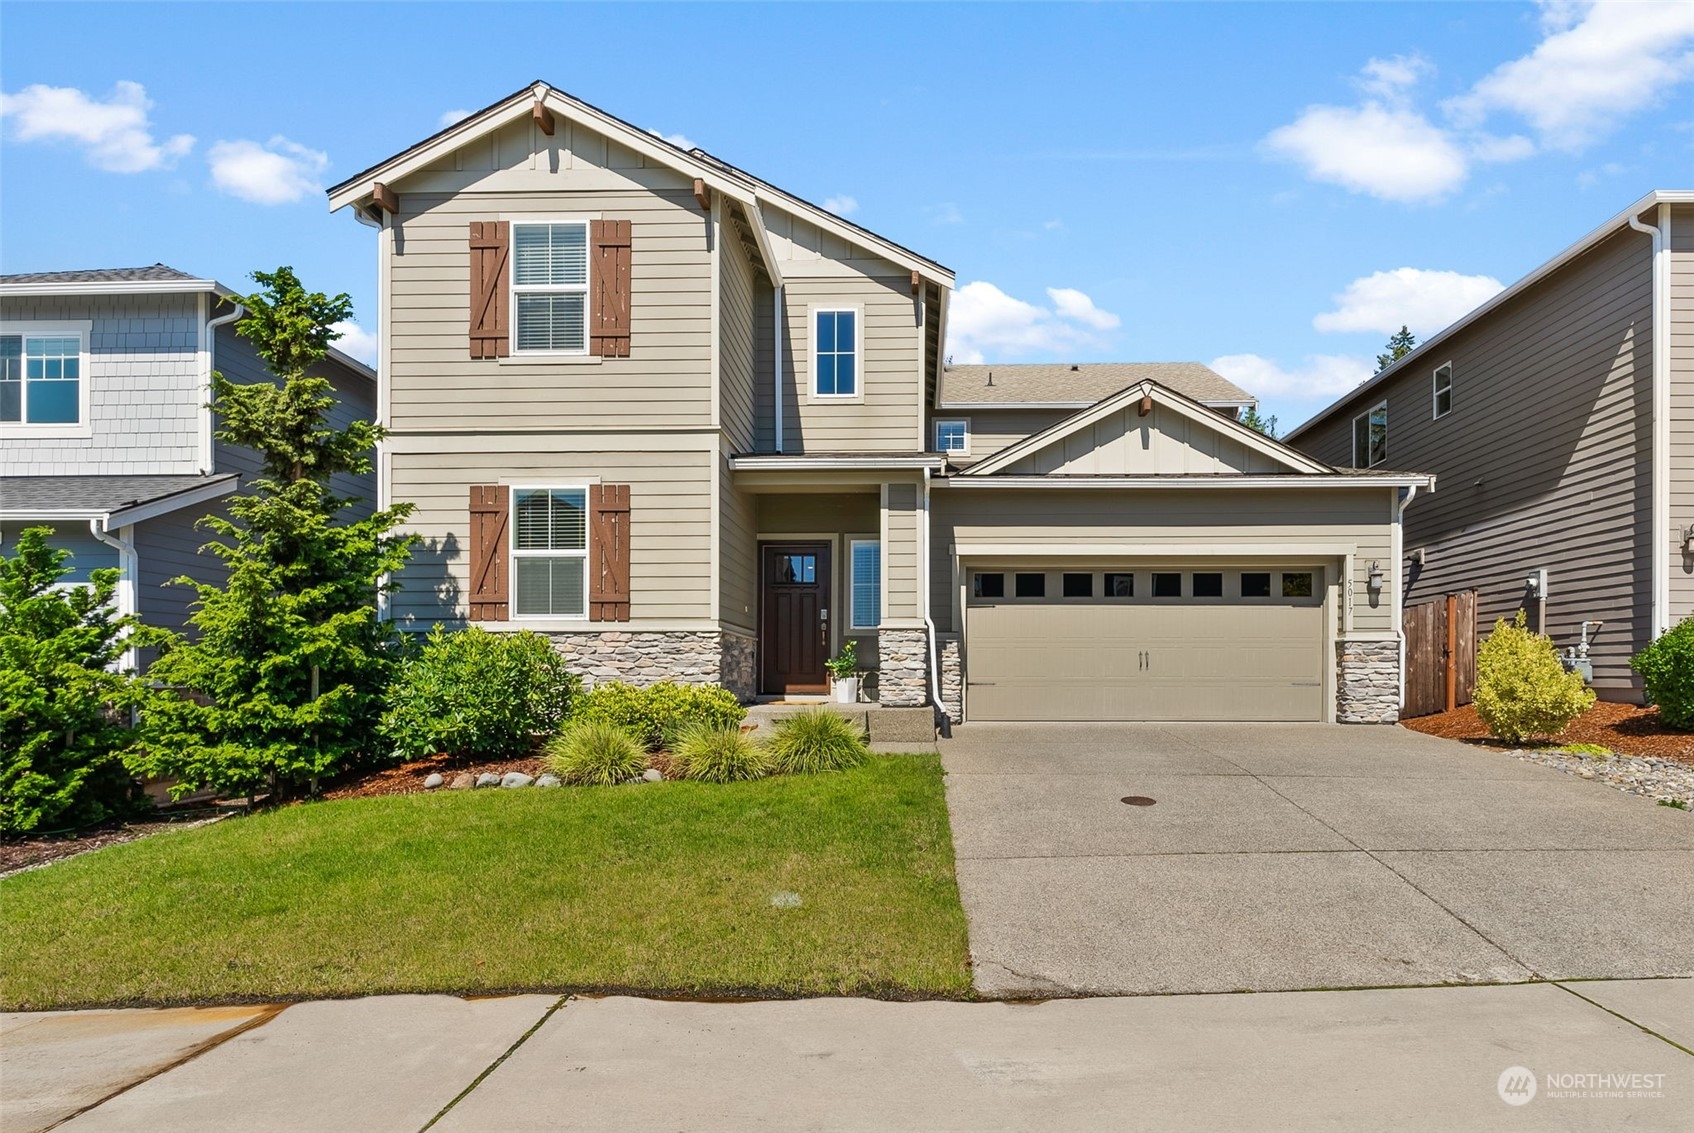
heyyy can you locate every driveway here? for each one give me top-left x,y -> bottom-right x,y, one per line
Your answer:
940,723 -> 1694,997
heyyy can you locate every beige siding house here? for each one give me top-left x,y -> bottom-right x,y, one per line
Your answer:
330,82 -> 1428,725
1287,191 -> 1694,702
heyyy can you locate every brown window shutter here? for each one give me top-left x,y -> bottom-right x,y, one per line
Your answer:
468,485 -> 510,621
588,483 -> 631,622
469,221 -> 510,359
590,218 -> 631,357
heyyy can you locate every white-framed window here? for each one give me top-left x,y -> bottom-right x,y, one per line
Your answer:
1432,362 -> 1453,419
1,323 -> 90,431
849,538 -> 881,629
812,307 -> 858,398
512,221 -> 590,354
934,418 -> 969,455
510,486 -> 589,618
1352,401 -> 1388,468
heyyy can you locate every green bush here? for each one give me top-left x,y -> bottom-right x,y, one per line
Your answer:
1631,617 -> 1694,729
763,708 -> 868,775
671,722 -> 769,783
379,627 -> 580,762
1474,611 -> 1595,744
570,681 -> 744,751
1,528 -> 160,835
543,721 -> 646,785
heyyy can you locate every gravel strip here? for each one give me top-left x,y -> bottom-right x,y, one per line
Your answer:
1504,747 -> 1694,808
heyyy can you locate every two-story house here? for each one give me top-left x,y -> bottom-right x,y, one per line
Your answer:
1287,191 -> 1694,704
0,265 -> 376,656
329,82 -> 1431,726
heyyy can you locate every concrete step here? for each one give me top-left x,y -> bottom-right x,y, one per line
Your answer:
743,702 -> 938,749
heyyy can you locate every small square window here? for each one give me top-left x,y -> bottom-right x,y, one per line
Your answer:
1105,572 -> 1134,597
1152,572 -> 1181,598
1192,572 -> 1223,598
1433,363 -> 1453,419
1282,572 -> 1315,598
974,572 -> 1005,599
1241,572 -> 1272,598
1062,572 -> 1093,598
934,419 -> 969,455
1014,572 -> 1046,598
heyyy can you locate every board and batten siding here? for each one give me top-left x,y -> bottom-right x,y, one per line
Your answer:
1668,205 -> 1694,630
1295,225 -> 1653,694
0,293 -> 202,477
385,437 -> 715,628
928,488 -> 1394,637
384,117 -> 713,434
1004,402 -> 1287,476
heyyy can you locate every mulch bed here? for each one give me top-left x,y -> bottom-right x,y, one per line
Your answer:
0,815 -> 225,877
318,753 -> 547,800
1403,701 -> 1694,763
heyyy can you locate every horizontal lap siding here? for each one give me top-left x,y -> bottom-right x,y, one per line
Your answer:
884,482 -> 920,621
719,225 -> 758,452
134,507 -> 224,635
387,442 -> 713,627
720,461 -> 757,634
929,488 -> 1393,635
949,408 -> 1073,465
1295,227 -> 1652,691
0,523 -> 117,584
1670,206 -> 1694,632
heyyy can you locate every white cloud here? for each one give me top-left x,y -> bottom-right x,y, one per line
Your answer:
331,321 -> 378,367
1210,353 -> 1374,400
438,108 -> 472,129
207,136 -> 329,205
1313,267 -> 1504,336
1357,53 -> 1433,98
0,80 -> 193,173
927,202 -> 965,225
823,195 -> 858,217
1046,287 -> 1121,331
946,281 -> 1121,364
1263,101 -> 1469,203
1447,1 -> 1694,150
648,128 -> 695,151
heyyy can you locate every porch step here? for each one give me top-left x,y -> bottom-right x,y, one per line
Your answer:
742,703 -> 938,750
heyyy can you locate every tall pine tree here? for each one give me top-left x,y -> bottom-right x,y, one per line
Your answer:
1376,326 -> 1417,372
130,269 -> 416,799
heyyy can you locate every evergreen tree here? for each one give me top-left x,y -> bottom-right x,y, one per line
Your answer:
129,269 -> 416,799
1376,326 -> 1417,372
1239,405 -> 1279,439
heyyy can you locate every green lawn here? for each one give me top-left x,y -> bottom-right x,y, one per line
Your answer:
0,756 -> 971,1009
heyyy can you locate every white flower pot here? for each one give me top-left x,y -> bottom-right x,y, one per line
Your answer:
833,676 -> 859,704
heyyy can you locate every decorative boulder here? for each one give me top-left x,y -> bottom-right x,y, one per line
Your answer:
534,774 -> 562,788
501,772 -> 535,789
474,773 -> 501,788
449,774 -> 475,790
423,773 -> 445,789
642,768 -> 663,782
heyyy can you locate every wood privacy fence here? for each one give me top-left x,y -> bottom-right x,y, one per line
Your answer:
1402,590 -> 1478,719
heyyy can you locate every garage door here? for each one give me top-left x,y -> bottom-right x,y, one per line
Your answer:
964,567 -> 1327,722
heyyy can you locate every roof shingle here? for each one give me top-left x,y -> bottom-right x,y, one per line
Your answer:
939,363 -> 1253,408
0,264 -> 206,286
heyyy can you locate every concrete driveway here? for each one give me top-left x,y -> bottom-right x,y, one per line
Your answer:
940,723 -> 1694,997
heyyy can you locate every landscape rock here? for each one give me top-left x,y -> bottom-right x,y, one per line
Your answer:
501,772 -> 535,789
1504,747 -> 1694,807
534,774 -> 561,788
423,773 -> 445,789
449,774 -> 475,790
474,773 -> 501,788
642,768 -> 663,782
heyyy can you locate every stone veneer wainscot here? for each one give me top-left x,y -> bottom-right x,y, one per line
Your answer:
1336,638 -> 1400,724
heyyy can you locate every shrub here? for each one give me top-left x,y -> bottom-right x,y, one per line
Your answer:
1,527 -> 160,834
1474,611 -> 1595,744
570,681 -> 745,751
379,627 -> 580,762
763,708 -> 868,775
671,722 -> 769,783
1631,617 -> 1694,729
543,721 -> 646,785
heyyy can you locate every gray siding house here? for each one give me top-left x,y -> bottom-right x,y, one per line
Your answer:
329,82 -> 1430,725
0,266 -> 376,654
1286,191 -> 1694,702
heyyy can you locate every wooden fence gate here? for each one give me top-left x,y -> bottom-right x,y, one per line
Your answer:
1402,590 -> 1478,719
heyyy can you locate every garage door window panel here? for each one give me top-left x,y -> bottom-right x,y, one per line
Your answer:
1014,572 -> 1046,598
1151,572 -> 1182,598
973,572 -> 1005,599
1192,572 -> 1224,598
1105,572 -> 1134,598
1242,572 -> 1272,598
1282,572 -> 1314,598
1062,572 -> 1093,598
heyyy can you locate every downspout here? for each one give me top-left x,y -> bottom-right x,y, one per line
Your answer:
772,284 -> 785,453
921,467 -> 943,720
1394,484 -> 1420,713
1628,206 -> 1671,637
90,518 -> 139,673
200,299 -> 246,474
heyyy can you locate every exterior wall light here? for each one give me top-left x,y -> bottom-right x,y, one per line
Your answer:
1367,561 -> 1383,592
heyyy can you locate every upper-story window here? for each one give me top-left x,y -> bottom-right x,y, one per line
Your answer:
1352,401 -> 1387,468
934,419 -> 969,455
813,308 -> 858,398
512,222 -> 589,354
1,329 -> 84,427
1432,362 -> 1453,419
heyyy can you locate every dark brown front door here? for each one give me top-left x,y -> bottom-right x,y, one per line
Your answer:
761,543 -> 831,695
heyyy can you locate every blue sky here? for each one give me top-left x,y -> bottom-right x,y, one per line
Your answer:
4,1 -> 1692,428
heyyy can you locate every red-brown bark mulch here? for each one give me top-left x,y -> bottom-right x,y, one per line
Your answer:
1402,701 -> 1694,763
317,753 -> 548,800
0,816 -> 225,877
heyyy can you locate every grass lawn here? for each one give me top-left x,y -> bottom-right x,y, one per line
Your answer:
0,756 -> 971,1010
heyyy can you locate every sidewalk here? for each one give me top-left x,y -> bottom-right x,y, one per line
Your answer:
4,980 -> 1688,1132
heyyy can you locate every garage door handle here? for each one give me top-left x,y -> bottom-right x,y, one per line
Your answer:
966,681 -> 997,687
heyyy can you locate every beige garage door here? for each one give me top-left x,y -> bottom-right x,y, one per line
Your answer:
965,567 -> 1327,722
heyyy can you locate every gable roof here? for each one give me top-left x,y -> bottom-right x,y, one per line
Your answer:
0,264 -> 214,296
940,362 -> 1253,410
964,379 -> 1332,478
0,473 -> 238,526
1284,188 -> 1694,442
327,81 -> 952,285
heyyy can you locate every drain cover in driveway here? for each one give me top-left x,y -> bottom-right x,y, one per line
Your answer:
1120,796 -> 1157,806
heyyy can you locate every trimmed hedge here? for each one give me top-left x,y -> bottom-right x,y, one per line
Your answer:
1632,617 -> 1694,729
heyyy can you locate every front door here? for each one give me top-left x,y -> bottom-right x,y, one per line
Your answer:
761,543 -> 832,695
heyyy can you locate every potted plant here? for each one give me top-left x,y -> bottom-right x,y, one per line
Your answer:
826,639 -> 860,704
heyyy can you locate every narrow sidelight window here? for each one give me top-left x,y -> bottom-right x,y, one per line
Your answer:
1062,572 -> 1093,598
1241,572 -> 1272,598
814,309 -> 858,397
1152,572 -> 1181,598
849,539 -> 881,629
512,222 -> 589,353
1432,363 -> 1453,419
511,487 -> 588,617
974,572 -> 1005,599
1014,572 -> 1046,598
1352,401 -> 1388,467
